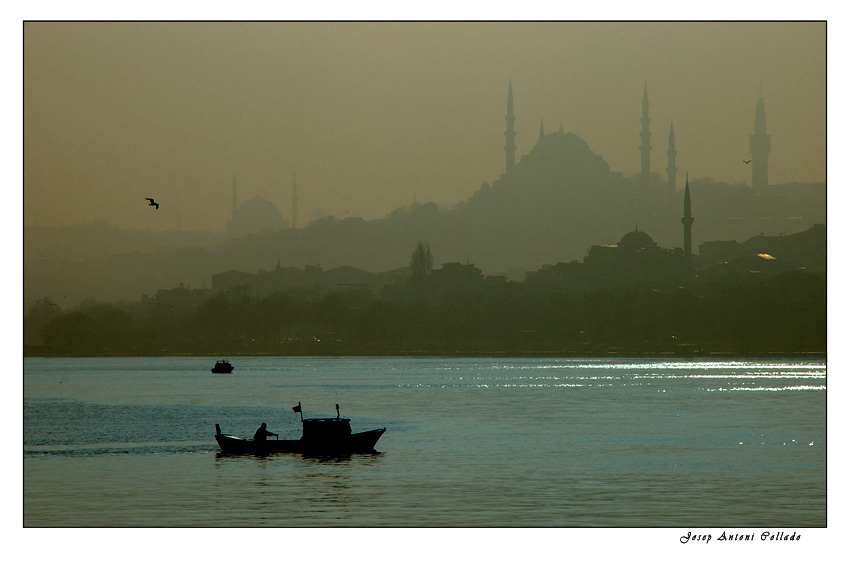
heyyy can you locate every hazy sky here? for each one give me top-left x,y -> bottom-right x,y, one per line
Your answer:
24,21 -> 826,232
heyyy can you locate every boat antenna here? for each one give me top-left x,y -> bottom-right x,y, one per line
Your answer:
292,402 -> 303,422
336,404 -> 340,420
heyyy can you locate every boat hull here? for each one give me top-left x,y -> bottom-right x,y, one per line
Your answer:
215,427 -> 386,455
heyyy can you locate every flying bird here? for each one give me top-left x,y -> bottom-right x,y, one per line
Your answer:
743,159 -> 752,164
145,198 -> 160,209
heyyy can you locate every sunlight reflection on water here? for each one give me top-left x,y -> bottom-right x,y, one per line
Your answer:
24,356 -> 825,527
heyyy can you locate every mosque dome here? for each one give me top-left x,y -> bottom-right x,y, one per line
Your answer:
534,130 -> 593,155
519,129 -> 612,180
228,196 -> 286,238
618,230 -> 657,252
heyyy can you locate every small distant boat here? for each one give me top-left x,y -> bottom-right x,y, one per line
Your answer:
215,403 -> 386,455
211,360 -> 234,374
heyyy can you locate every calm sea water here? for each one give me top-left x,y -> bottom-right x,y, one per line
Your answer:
23,356 -> 826,528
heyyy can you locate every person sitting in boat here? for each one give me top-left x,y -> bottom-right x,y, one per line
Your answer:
253,423 -> 279,441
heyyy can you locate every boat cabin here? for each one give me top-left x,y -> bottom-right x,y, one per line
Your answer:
301,418 -> 352,441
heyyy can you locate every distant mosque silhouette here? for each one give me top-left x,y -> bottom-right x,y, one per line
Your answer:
499,81 -> 769,268
227,174 -> 298,239
502,81 -> 770,193
225,81 -> 770,249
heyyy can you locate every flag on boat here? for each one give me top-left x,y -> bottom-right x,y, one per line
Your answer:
292,403 -> 301,413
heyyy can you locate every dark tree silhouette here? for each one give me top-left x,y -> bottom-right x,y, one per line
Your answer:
23,258 -> 825,357
410,241 -> 433,278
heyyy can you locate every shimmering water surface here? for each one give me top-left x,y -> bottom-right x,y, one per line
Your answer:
23,357 -> 826,527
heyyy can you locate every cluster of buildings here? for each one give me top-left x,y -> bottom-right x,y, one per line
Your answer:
222,82 -> 775,242
145,82 -> 818,307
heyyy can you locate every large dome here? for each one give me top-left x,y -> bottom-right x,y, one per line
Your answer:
228,196 -> 286,238
517,129 -> 612,179
534,130 -> 592,155
618,230 -> 657,252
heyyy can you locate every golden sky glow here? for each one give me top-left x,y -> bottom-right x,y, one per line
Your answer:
24,21 -> 825,232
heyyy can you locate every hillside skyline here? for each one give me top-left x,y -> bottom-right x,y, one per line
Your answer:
25,22 -> 826,233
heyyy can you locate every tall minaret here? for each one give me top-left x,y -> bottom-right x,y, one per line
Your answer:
640,83 -> 651,190
749,91 -> 771,191
505,81 -> 516,175
291,172 -> 298,230
538,119 -> 545,143
681,175 -> 694,270
666,122 -> 677,195
231,174 -> 238,219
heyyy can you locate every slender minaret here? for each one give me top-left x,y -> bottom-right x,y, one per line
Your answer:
231,174 -> 238,220
640,83 -> 651,190
667,122 -> 677,195
505,81 -> 516,175
291,172 -> 298,230
749,91 -> 771,191
681,175 -> 694,270
538,119 -> 545,143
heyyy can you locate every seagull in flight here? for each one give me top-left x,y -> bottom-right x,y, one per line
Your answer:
145,198 -> 160,209
743,159 -> 752,164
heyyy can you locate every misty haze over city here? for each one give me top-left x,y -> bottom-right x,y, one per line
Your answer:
20,17 -> 831,540
24,22 -> 825,340
25,22 -> 824,231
